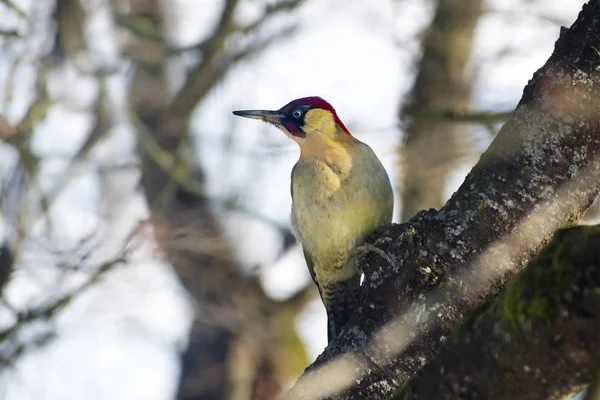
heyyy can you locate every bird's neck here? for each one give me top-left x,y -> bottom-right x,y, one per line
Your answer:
298,133 -> 359,175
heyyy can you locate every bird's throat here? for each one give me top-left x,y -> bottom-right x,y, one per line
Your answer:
299,140 -> 354,173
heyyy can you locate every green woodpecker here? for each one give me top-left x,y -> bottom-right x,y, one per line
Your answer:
233,97 -> 393,343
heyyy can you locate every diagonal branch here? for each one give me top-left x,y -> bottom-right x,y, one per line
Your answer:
0,66 -> 55,295
0,222 -> 141,365
167,0 -> 304,121
235,0 -> 305,35
396,225 -> 600,399
167,0 -> 240,119
0,0 -> 26,18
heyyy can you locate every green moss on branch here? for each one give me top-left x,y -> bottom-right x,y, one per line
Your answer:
396,226 -> 600,399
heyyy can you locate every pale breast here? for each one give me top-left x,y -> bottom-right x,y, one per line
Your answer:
291,160 -> 345,246
290,147 -> 393,282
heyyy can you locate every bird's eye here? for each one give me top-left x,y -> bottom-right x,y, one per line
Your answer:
292,110 -> 303,119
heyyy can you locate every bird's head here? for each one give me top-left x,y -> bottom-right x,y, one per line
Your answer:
233,97 -> 353,148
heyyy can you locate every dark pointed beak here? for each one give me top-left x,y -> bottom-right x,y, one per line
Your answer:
232,109 -> 285,125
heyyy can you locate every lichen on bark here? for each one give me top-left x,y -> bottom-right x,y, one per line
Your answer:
396,226 -> 600,399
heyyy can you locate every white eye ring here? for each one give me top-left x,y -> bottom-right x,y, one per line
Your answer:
292,110 -> 302,119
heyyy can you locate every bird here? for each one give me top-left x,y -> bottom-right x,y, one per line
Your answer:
233,96 -> 393,343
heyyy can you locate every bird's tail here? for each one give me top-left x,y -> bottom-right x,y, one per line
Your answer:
324,274 -> 361,343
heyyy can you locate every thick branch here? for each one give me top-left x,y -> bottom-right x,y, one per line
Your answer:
288,2 -> 600,399
396,225 -> 600,399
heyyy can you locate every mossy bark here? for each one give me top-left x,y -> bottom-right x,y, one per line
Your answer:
396,226 -> 600,399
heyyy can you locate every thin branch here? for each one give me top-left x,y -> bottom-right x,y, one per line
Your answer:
168,0 -> 304,55
1,68 -> 53,147
167,0 -> 240,119
0,29 -> 20,37
0,0 -> 26,18
167,0 -> 304,120
135,119 -> 207,200
44,79 -> 114,205
0,254 -> 125,360
235,0 -> 305,35
0,222 -> 143,364
229,25 -> 298,65
0,66 -> 54,290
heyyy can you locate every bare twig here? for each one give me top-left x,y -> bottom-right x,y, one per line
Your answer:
44,79 -> 114,204
235,0 -> 305,35
0,222 -> 144,364
0,0 -> 26,18
0,29 -> 20,37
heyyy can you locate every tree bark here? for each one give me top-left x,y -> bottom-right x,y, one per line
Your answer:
287,1 -> 600,398
396,225 -> 600,399
400,0 -> 483,221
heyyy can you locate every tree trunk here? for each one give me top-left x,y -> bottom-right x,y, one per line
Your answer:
400,0 -> 483,221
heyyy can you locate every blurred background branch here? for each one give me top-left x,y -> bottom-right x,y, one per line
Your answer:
0,0 -> 26,18
399,0 -> 483,221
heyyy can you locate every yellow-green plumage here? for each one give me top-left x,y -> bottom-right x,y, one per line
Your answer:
291,130 -> 393,342
233,97 -> 394,343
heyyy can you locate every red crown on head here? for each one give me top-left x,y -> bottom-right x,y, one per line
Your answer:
282,97 -> 351,135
